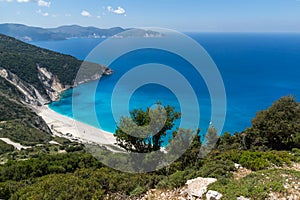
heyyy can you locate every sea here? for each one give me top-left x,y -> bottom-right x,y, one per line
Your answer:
31,33 -> 300,140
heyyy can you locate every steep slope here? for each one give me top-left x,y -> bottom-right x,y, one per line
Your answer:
0,77 -> 52,145
0,34 -> 112,147
0,34 -> 111,103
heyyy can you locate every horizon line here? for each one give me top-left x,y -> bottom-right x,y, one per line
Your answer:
1,22 -> 300,34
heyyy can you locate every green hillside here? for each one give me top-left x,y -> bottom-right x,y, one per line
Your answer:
0,34 -> 85,94
0,77 -> 52,146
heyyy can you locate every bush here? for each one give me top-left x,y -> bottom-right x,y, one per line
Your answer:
198,159 -> 235,179
245,96 -> 300,150
0,140 -> 15,154
292,148 -> 300,157
157,171 -> 188,189
130,185 -> 147,196
238,151 -> 295,171
239,152 -> 270,171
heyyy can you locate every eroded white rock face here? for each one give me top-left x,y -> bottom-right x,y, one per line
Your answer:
0,67 -> 49,105
37,66 -> 67,102
186,177 -> 217,199
206,190 -> 223,200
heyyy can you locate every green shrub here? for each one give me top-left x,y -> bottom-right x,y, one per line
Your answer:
292,148 -> 300,158
239,151 -> 270,171
198,159 -> 235,179
0,140 -> 15,154
157,170 -> 188,189
208,169 -> 298,200
130,185 -> 146,196
214,150 -> 242,163
238,151 -> 296,171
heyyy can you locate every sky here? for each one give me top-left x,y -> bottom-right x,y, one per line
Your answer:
0,0 -> 300,32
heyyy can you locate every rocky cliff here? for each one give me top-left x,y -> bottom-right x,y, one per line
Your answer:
0,67 -> 48,105
0,65 -> 112,105
0,34 -> 113,105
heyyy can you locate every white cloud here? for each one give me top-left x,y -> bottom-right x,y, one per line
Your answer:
65,13 -> 71,17
81,10 -> 91,17
0,0 -> 51,6
37,0 -> 50,7
36,9 -> 49,16
107,6 -> 126,15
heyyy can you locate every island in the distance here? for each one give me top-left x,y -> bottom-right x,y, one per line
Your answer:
0,23 -> 163,42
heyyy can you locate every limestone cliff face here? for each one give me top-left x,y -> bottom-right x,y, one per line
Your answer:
0,67 -> 49,105
0,65 -> 112,106
37,66 -> 69,102
37,65 -> 113,101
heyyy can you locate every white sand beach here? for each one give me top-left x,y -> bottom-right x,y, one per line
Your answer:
36,105 -> 116,146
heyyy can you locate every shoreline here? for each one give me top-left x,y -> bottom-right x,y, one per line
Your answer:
36,105 -> 116,146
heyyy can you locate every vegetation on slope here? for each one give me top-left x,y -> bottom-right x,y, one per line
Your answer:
0,34 -> 84,93
0,95 -> 299,199
0,77 -> 52,145
0,141 -> 14,155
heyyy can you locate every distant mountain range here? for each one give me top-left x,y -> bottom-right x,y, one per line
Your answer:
0,23 -> 162,42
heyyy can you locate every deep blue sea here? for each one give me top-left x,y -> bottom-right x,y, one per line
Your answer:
31,33 -> 300,138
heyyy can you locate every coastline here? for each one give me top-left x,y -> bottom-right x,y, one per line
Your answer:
36,105 -> 116,146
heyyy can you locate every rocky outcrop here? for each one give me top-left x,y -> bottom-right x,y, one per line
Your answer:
206,190 -> 223,200
186,177 -> 217,199
37,66 -> 69,102
28,114 -> 52,134
140,177 -> 220,200
0,67 -> 49,105
0,65 -> 113,105
73,62 -> 113,87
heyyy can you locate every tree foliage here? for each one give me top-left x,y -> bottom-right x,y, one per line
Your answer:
115,104 -> 181,153
244,96 -> 300,150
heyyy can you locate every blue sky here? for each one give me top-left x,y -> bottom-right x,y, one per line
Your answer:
0,0 -> 300,32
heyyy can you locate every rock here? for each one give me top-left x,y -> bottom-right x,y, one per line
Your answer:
186,177 -> 217,199
235,163 -> 242,169
0,67 -> 49,105
206,190 -> 223,200
237,196 -> 250,200
37,66 -> 67,102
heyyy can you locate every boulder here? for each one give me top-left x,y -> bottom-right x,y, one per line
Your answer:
206,190 -> 223,200
186,177 -> 217,199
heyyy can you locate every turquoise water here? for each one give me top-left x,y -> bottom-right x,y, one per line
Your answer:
32,33 -> 300,138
